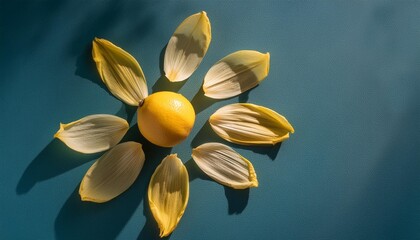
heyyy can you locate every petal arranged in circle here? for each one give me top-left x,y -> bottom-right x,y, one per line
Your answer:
203,50 -> 270,99
79,142 -> 145,203
54,114 -> 129,154
191,142 -> 258,189
209,103 -> 294,145
92,38 -> 148,106
148,154 -> 189,237
164,11 -> 211,82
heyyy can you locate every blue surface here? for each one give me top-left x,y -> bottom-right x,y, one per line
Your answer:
1,1 -> 420,239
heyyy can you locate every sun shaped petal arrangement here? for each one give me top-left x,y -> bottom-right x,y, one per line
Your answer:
54,11 -> 294,238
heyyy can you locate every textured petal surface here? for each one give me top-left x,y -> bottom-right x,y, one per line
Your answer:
79,142 -> 145,203
209,103 -> 294,145
92,38 -> 148,106
203,50 -> 270,99
148,154 -> 189,237
164,11 -> 211,82
192,142 -> 258,189
54,114 -> 129,154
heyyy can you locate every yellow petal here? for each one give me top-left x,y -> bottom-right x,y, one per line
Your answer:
203,50 -> 270,99
191,142 -> 258,189
79,142 -> 145,203
92,38 -> 148,106
164,11 -> 211,82
209,103 -> 294,145
148,154 -> 189,237
54,114 -> 129,154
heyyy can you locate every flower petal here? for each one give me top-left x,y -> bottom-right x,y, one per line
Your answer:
92,38 -> 148,106
79,142 -> 145,203
191,142 -> 258,189
209,103 -> 294,145
203,50 -> 270,99
148,154 -> 189,237
54,114 -> 129,154
164,11 -> 211,82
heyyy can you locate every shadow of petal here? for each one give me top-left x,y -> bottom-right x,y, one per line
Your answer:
137,197 -> 171,240
234,143 -> 283,161
115,102 -> 137,125
190,87 -> 219,114
16,139 -> 99,195
152,75 -> 186,93
190,121 -> 220,148
74,43 -> 110,95
151,45 -> 186,93
54,181 -> 142,240
224,187 -> 250,215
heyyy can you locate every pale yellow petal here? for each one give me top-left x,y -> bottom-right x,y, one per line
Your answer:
92,38 -> 148,106
164,11 -> 211,82
148,154 -> 189,237
209,103 -> 294,145
203,50 -> 270,99
54,114 -> 129,154
79,142 -> 145,203
191,142 -> 258,189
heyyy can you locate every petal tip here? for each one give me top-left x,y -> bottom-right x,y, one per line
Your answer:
198,10 -> 209,23
79,193 -> 104,203
54,123 -> 64,138
289,125 -> 295,134
244,157 -> 259,188
79,186 -> 93,202
249,178 -> 259,188
249,171 -> 259,188
92,37 -> 104,47
159,231 -> 171,238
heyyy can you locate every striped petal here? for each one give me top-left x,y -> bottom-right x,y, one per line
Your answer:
203,50 -> 270,99
191,142 -> 258,189
209,103 -> 294,145
148,154 -> 189,237
54,114 -> 129,154
164,11 -> 211,82
79,142 -> 145,203
92,38 -> 148,106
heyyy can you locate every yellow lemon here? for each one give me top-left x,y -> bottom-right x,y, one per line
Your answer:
137,91 -> 195,147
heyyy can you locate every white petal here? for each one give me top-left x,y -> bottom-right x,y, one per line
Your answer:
164,11 -> 211,82
191,142 -> 258,189
92,38 -> 148,106
54,114 -> 129,154
203,50 -> 270,99
209,103 -> 294,145
79,142 -> 145,203
148,154 -> 189,237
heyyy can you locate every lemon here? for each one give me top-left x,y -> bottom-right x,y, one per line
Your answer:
137,91 -> 195,147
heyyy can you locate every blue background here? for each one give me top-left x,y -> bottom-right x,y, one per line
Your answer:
1,1 -> 420,239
